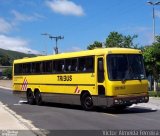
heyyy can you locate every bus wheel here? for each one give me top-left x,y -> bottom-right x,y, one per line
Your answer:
34,91 -> 43,106
27,91 -> 35,105
81,93 -> 93,111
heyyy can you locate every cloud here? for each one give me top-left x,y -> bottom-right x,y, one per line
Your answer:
46,0 -> 84,16
11,10 -> 44,22
0,18 -> 12,34
0,35 -> 40,54
0,10 -> 43,54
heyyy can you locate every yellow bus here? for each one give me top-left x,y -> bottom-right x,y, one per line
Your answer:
13,48 -> 149,110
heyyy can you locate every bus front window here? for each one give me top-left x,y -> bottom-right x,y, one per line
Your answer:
107,54 -> 146,81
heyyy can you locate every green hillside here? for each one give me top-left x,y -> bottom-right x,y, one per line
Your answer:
0,48 -> 36,66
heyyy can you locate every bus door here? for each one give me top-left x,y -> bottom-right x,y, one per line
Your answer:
97,56 -> 106,105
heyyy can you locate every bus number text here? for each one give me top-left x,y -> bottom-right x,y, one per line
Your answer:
57,75 -> 72,81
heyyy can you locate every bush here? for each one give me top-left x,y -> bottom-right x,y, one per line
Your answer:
149,91 -> 160,97
2,67 -> 12,79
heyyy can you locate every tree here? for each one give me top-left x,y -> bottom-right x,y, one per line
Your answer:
156,36 -> 160,43
105,32 -> 123,47
105,32 -> 138,48
0,55 -> 11,66
2,67 -> 12,79
87,32 -> 138,50
143,42 -> 160,92
87,41 -> 103,50
123,35 -> 138,48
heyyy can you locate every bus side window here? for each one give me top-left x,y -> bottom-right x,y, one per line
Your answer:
62,64 -> 65,72
78,56 -> 94,72
32,63 -> 36,73
52,61 -> 56,73
35,62 -> 41,73
85,57 -> 94,72
71,58 -> 78,72
54,60 -> 64,73
46,61 -> 52,73
65,59 -> 71,72
42,62 -> 46,73
78,57 -> 85,72
68,65 -> 71,71
64,58 -> 78,72
26,63 -> 32,74
14,64 -> 22,75
98,58 -> 104,82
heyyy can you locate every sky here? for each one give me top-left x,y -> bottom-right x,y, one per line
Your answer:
0,0 -> 160,55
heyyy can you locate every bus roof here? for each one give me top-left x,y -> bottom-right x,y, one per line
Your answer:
14,48 -> 141,64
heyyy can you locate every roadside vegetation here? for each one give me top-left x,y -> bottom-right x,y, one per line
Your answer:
2,67 -> 12,79
0,48 -> 36,66
149,91 -> 160,97
0,48 -> 36,79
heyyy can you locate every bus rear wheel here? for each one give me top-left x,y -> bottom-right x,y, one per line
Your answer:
27,91 -> 35,105
81,93 -> 93,111
34,91 -> 43,106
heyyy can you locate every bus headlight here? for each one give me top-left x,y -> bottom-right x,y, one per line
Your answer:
114,99 -> 119,104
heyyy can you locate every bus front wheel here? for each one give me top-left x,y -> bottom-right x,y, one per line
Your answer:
27,91 -> 35,105
34,91 -> 43,106
81,93 -> 93,111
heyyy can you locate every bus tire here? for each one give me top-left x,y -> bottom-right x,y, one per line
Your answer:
81,93 -> 93,111
34,90 -> 43,106
27,90 -> 35,105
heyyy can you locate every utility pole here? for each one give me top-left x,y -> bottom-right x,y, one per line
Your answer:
147,1 -> 160,43
49,35 -> 64,54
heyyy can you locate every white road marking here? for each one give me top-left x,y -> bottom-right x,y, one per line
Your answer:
130,104 -> 157,110
13,100 -> 28,106
19,100 -> 28,104
104,113 -> 118,117
13,104 -> 21,106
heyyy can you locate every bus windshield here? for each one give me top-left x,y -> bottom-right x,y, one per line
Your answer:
107,54 -> 146,81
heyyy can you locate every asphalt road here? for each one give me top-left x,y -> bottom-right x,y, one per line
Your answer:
0,88 -> 160,135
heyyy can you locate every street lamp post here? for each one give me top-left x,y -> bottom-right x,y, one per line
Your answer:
147,1 -> 160,92
147,1 -> 160,43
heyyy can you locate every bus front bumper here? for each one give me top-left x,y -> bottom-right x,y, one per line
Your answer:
113,94 -> 149,107
94,94 -> 149,107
